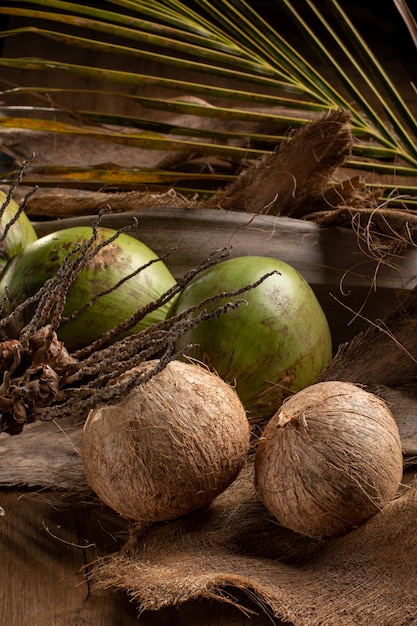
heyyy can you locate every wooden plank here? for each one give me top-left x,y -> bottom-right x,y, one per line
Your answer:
3,475 -> 414,625
0,487 -> 278,625
0,488 -> 139,625
32,207 -> 417,346
0,416 -> 87,489
32,207 -> 416,288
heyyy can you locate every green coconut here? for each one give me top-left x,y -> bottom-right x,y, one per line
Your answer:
0,226 -> 176,351
168,255 -> 333,423
0,190 -> 38,275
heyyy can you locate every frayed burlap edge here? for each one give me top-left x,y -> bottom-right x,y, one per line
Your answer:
89,461 -> 417,625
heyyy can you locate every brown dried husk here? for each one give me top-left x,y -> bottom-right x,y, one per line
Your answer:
254,381 -> 404,539
81,360 -> 250,522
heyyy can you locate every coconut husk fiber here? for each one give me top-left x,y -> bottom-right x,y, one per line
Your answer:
206,108 -> 357,218
316,286 -> 417,389
89,459 -> 417,625
2,186 -> 194,218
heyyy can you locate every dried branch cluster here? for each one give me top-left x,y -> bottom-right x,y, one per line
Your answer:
0,176 -> 274,435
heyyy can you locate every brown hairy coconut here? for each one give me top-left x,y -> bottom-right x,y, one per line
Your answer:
255,381 -> 403,539
81,360 -> 250,522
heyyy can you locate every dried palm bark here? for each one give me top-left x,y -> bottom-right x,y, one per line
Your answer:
206,108 -> 417,258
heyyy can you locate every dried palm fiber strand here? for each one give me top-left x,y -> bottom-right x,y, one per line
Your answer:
308,204 -> 417,258
89,459 -> 417,626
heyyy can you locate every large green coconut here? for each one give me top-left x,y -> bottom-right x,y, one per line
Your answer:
0,226 -> 176,351
168,255 -> 333,423
0,190 -> 38,275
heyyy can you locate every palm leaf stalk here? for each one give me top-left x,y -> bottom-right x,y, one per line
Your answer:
0,0 -> 416,206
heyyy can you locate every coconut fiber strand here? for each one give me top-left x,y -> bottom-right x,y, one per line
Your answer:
90,460 -> 417,625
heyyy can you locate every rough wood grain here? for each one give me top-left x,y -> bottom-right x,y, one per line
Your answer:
0,488 -> 139,625
371,385 -> 417,455
0,488 -> 276,625
0,415 -> 87,490
32,207 -> 417,347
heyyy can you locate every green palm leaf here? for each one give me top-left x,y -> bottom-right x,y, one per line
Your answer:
0,0 -> 416,205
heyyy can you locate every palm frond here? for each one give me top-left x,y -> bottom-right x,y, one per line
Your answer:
0,0 -> 416,205
393,0 -> 417,48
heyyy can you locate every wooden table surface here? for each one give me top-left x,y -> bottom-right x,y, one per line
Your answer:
1,487 -> 278,626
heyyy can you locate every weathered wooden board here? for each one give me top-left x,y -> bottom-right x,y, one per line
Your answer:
0,487 -> 276,625
33,207 -> 417,347
0,416 -> 86,489
0,487 -> 138,625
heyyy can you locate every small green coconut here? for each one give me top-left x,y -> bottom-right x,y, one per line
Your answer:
0,190 -> 37,275
0,226 -> 176,351
168,255 -> 332,423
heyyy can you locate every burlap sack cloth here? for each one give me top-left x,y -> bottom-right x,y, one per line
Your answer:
89,456 -> 417,625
